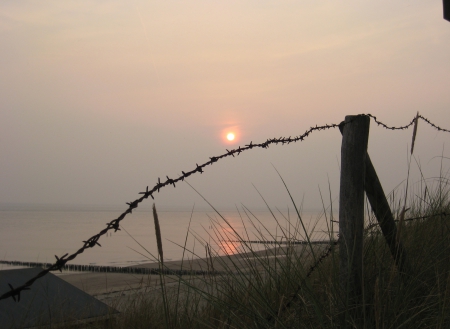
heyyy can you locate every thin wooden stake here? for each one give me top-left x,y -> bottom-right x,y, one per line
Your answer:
364,154 -> 412,279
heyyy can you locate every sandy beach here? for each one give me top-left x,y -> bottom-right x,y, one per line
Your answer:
60,244 -> 327,309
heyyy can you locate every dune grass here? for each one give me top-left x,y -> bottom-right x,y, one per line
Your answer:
52,169 -> 450,329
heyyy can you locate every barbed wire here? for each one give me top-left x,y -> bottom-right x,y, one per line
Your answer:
266,237 -> 340,323
365,114 -> 416,130
365,113 -> 450,133
365,211 -> 449,232
1,113 -> 449,302
418,115 -> 450,133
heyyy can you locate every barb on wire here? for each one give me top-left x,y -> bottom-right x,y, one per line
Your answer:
7,284 -> 29,302
1,113 -> 449,302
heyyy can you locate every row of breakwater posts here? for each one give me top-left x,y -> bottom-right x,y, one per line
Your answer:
0,239 -> 332,274
0,260 -> 226,276
228,240 -> 332,245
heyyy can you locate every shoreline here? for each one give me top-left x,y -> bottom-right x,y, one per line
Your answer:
57,243 -> 329,308
0,240 -> 331,274
0,243 -> 331,310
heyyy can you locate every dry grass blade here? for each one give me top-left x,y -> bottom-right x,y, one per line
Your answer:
152,203 -> 171,329
153,203 -> 164,264
411,111 -> 419,155
396,206 -> 410,245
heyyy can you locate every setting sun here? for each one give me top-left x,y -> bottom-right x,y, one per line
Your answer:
226,133 -> 235,141
221,126 -> 239,144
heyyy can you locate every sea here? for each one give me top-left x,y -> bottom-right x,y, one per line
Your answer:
0,204 -> 335,271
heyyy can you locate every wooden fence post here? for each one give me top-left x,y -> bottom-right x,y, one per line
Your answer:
339,115 -> 370,315
338,126 -> 412,280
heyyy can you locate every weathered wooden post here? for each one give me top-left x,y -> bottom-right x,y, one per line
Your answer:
338,126 -> 411,280
339,115 -> 370,316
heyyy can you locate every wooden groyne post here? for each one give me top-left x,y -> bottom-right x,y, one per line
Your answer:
339,115 -> 370,312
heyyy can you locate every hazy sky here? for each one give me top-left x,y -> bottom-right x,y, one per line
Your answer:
1,1 -> 449,211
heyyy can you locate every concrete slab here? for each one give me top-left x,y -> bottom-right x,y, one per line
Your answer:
0,268 -> 116,329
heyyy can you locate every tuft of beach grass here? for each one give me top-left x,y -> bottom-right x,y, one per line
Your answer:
54,165 -> 450,329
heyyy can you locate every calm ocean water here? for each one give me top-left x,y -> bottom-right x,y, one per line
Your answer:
0,204 -> 334,269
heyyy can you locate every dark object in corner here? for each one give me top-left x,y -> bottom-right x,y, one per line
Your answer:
444,0 -> 450,22
0,268 -> 117,328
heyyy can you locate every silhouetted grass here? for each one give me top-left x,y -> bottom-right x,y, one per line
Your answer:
49,170 -> 450,329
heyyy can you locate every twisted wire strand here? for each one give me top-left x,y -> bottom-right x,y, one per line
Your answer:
365,113 -> 416,130
418,115 -> 450,133
1,113 -> 449,301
